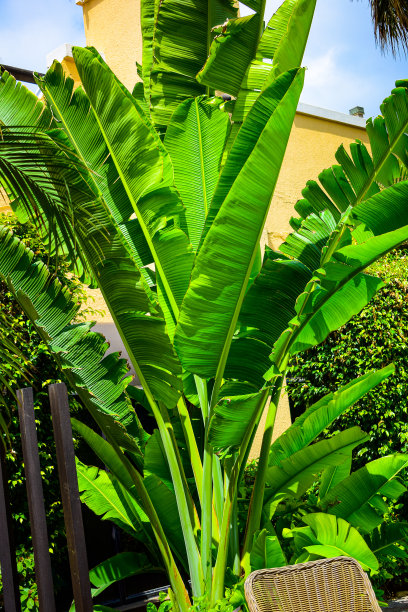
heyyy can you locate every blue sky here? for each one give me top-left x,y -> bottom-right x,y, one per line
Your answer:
0,0 -> 407,119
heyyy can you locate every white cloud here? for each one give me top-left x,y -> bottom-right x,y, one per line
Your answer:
301,47 -> 376,116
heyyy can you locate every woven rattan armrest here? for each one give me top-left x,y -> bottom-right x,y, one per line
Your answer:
245,556 -> 382,612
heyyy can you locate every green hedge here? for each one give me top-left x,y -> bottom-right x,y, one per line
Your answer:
287,247 -> 408,464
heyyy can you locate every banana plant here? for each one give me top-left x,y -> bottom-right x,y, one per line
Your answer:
1,0 -> 408,607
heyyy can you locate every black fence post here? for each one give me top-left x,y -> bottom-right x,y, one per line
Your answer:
17,387 -> 56,612
0,442 -> 21,612
48,383 -> 93,612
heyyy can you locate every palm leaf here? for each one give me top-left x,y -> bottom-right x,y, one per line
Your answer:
0,226 -> 138,431
0,137 -> 183,409
0,69 -> 53,129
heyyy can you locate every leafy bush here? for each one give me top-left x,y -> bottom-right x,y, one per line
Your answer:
0,213 -> 93,608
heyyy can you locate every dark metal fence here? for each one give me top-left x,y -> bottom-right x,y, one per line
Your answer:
0,383 -> 93,612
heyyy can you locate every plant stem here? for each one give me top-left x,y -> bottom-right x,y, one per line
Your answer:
240,379 -> 283,574
213,454 -> 224,527
177,395 -> 204,506
211,388 -> 270,604
201,428 -> 213,594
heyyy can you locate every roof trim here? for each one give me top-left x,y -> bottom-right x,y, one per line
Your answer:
0,64 -> 44,84
297,102 -> 366,128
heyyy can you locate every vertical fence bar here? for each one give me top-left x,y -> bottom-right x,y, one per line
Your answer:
48,382 -> 93,612
0,442 -> 21,612
17,387 -> 56,612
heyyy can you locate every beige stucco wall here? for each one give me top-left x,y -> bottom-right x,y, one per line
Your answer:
61,56 -> 82,88
266,111 -> 369,249
77,0 -> 142,91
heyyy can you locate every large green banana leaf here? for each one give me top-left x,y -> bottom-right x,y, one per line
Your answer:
72,419 -> 189,572
201,68 -> 302,245
351,180 -> 408,235
35,61 -> 153,280
164,96 -> 230,251
76,459 -> 152,541
208,389 -> 269,451
292,514 -> 379,573
268,212 -> 408,374
319,457 -> 352,500
196,14 -> 261,96
281,210 -> 340,269
223,252 -> 310,386
268,365 -> 394,466
174,68 -> 304,381
367,523 -> 408,559
263,427 -> 368,515
72,46 -> 194,318
233,0 -> 316,122
320,454 -> 408,533
144,0 -> 237,126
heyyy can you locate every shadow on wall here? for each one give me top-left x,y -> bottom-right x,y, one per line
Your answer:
93,322 -> 141,385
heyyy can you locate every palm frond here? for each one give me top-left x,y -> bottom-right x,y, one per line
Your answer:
369,0 -> 408,55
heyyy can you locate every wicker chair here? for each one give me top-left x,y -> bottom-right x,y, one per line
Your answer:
245,556 -> 382,612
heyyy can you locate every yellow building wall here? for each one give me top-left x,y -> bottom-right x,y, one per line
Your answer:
77,0 -> 142,91
267,112 -> 369,249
